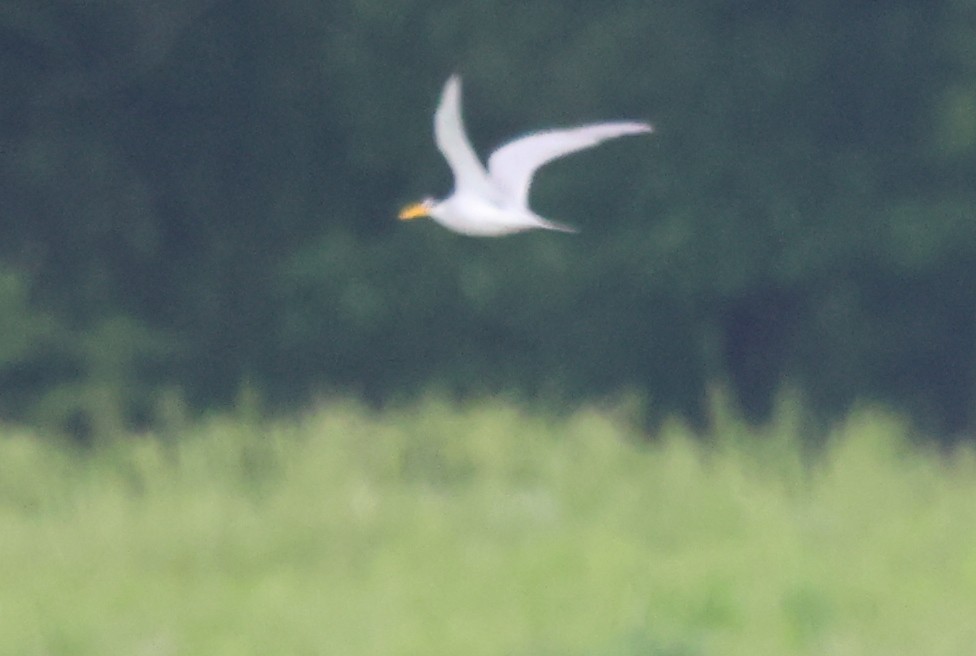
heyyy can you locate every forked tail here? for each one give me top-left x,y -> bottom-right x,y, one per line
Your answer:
538,217 -> 579,233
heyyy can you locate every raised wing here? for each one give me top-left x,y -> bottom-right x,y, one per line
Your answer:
434,75 -> 492,196
487,122 -> 652,208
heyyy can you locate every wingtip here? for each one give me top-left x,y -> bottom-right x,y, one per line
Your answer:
439,75 -> 463,111
604,121 -> 655,137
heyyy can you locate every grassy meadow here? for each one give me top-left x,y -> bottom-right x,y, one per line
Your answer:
2,397 -> 976,655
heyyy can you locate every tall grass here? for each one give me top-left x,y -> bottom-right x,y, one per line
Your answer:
1,398 -> 975,655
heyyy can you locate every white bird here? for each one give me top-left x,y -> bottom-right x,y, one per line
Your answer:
398,75 -> 653,237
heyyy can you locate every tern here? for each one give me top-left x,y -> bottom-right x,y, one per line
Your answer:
398,75 -> 652,236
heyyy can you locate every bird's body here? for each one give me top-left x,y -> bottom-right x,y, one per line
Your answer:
422,192 -> 575,237
399,75 -> 652,237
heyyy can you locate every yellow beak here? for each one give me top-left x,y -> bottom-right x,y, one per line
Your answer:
398,202 -> 430,220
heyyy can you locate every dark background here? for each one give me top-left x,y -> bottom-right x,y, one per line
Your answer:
2,1 -> 976,439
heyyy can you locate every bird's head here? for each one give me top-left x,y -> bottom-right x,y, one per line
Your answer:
398,196 -> 437,221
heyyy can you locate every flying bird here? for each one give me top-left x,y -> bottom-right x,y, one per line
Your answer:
398,75 -> 653,236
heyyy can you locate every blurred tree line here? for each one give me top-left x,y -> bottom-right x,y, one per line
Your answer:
2,1 -> 976,439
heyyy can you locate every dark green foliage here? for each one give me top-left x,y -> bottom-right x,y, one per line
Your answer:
1,1 -> 975,436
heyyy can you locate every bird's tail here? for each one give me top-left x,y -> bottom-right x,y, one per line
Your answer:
538,217 -> 579,234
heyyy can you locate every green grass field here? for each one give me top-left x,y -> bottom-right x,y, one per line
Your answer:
2,398 -> 975,655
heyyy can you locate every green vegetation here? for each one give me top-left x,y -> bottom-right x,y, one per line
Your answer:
3,399 -> 975,655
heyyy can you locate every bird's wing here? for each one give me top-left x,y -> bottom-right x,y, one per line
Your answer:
434,75 -> 493,196
487,122 -> 652,208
